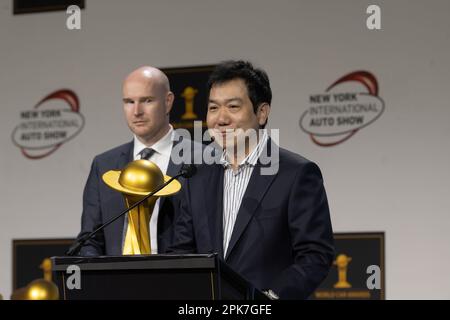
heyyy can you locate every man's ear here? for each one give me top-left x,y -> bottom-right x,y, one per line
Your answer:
166,91 -> 175,115
257,103 -> 271,126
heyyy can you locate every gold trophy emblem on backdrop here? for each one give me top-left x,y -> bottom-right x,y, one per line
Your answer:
180,86 -> 198,120
333,254 -> 352,289
102,160 -> 181,255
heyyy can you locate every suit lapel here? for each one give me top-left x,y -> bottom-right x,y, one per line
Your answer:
203,164 -> 225,259
110,142 -> 133,253
160,139 -> 184,210
114,142 -> 133,213
119,141 -> 134,167
224,165 -> 276,260
224,139 -> 279,261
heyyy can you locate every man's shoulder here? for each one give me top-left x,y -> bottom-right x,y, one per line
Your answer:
277,147 -> 323,179
278,147 -> 313,167
94,141 -> 133,163
264,138 -> 316,168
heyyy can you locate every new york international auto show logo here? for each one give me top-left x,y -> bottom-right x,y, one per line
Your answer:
299,71 -> 384,147
12,89 -> 84,159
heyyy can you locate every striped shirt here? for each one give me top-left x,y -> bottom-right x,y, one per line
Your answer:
221,130 -> 269,256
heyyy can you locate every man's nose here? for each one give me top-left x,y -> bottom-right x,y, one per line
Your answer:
133,102 -> 144,116
216,107 -> 231,126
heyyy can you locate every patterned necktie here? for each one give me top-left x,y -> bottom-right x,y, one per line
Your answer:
140,148 -> 155,160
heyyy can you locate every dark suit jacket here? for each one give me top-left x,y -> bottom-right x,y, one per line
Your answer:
169,140 -> 335,299
77,136 -> 201,256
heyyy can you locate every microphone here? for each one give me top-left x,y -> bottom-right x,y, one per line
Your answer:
66,163 -> 197,256
180,163 -> 197,178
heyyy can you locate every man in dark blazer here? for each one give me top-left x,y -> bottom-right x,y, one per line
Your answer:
76,66 -> 200,256
169,60 -> 335,299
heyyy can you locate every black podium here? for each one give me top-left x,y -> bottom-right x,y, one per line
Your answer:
51,254 -> 267,300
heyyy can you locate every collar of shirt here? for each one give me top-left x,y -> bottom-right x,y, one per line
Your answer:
219,129 -> 269,169
133,125 -> 174,160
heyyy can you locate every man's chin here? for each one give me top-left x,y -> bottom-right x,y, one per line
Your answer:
133,129 -> 153,141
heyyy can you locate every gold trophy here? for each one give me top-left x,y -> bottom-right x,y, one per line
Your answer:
11,258 -> 59,300
180,86 -> 198,120
333,254 -> 352,289
102,159 -> 181,255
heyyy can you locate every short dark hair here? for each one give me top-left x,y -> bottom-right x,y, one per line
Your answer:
207,60 -> 272,113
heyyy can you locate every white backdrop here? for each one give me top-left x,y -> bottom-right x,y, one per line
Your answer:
1,0 -> 449,299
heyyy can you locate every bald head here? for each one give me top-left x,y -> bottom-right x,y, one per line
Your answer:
123,66 -> 170,94
122,66 -> 174,146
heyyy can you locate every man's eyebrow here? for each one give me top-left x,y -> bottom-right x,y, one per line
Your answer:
208,98 -> 243,104
138,96 -> 155,101
122,96 -> 155,102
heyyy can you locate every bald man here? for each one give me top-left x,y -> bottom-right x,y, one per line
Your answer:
75,66 -> 201,256
122,67 -> 173,147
